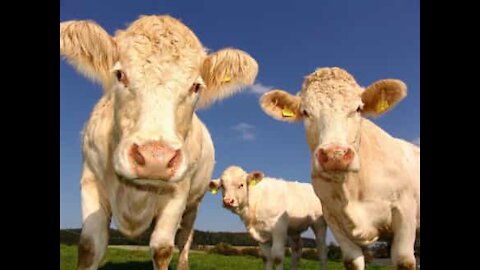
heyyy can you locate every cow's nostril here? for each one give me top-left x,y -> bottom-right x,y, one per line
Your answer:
131,144 -> 145,166
317,149 -> 329,163
167,150 -> 181,169
343,148 -> 354,161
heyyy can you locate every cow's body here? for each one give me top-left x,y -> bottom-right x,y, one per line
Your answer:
61,15 -> 258,270
210,167 -> 328,270
259,67 -> 420,270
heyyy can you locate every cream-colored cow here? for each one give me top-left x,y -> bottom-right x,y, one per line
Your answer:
209,166 -> 328,270
60,15 -> 258,270
259,67 -> 420,270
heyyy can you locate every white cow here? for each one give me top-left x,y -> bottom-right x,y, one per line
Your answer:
60,15 -> 258,270
209,166 -> 328,270
259,67 -> 420,270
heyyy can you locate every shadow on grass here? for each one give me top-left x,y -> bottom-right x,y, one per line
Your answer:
100,262 -> 174,270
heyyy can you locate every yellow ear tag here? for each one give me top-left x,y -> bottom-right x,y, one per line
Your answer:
249,179 -> 257,187
211,187 -> 218,195
223,75 -> 232,83
282,107 -> 295,118
376,99 -> 390,113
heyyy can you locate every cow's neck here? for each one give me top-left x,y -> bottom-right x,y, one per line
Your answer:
238,205 -> 253,225
314,172 -> 358,204
237,191 -> 257,229
313,172 -> 382,245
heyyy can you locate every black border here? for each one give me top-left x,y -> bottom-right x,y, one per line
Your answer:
3,0 -> 58,267
420,0 -> 474,268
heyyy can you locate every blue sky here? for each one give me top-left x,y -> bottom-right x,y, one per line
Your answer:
60,0 -> 419,244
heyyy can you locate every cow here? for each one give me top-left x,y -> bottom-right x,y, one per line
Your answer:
209,166 -> 328,270
60,15 -> 258,270
259,67 -> 420,270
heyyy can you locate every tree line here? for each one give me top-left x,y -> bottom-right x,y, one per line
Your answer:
60,228 -> 318,247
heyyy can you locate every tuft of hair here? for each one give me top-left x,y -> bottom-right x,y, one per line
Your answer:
303,67 -> 359,90
198,48 -> 258,108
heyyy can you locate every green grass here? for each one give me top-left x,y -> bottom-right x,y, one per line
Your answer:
60,244 -> 392,270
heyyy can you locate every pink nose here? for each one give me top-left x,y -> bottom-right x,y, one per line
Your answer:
223,197 -> 235,207
128,141 -> 182,180
316,145 -> 355,172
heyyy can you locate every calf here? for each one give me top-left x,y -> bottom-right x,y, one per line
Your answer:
210,166 -> 328,270
259,67 -> 420,270
60,15 -> 258,270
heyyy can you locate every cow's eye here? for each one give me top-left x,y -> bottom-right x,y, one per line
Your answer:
239,183 -> 244,188
115,70 -> 128,86
191,83 -> 201,94
301,109 -> 310,118
356,105 -> 364,113
115,70 -> 125,81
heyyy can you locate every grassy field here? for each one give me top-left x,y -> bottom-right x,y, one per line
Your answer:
61,244 -> 392,270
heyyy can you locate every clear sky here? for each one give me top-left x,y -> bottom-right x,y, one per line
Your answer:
60,0 -> 419,244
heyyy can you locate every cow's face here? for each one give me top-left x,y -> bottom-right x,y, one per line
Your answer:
209,166 -> 264,213
260,67 -> 406,177
60,16 -> 258,184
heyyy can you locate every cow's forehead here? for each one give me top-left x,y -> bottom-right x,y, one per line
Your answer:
114,15 -> 206,83
221,166 -> 246,183
299,67 -> 363,110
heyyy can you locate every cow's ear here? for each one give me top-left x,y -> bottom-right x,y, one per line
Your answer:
260,90 -> 302,122
209,179 -> 222,194
361,79 -> 407,117
198,48 -> 258,108
60,20 -> 118,88
246,170 -> 264,187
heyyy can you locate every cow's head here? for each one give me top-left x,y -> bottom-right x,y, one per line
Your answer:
60,16 -> 258,183
260,67 -> 406,177
209,166 -> 264,212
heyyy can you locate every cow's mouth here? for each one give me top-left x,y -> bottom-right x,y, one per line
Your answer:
115,174 -> 177,193
312,170 -> 348,183
223,204 -> 239,212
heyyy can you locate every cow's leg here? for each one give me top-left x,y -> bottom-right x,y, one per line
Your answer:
390,204 -> 417,270
259,242 -> 273,270
329,225 -> 364,270
175,203 -> 200,270
311,218 -> 328,270
289,234 -> 303,270
77,166 -> 111,270
270,223 -> 288,270
150,195 -> 188,270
